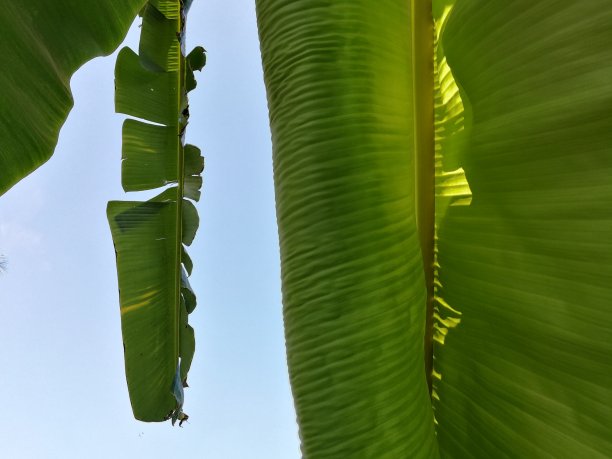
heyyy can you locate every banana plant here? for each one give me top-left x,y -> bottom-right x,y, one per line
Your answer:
107,0 -> 205,423
0,0 -> 204,424
1,0 -> 611,457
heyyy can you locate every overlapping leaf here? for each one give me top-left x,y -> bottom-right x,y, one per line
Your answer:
433,1 -> 612,456
107,0 -> 205,423
430,0 -> 471,419
257,0 -> 612,456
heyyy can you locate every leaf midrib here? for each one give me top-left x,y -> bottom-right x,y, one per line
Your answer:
412,0 -> 436,393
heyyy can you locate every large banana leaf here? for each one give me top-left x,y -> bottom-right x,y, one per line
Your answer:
256,1 -> 438,456
433,1 -> 612,456
256,0 -> 612,456
0,0 -> 146,195
107,0 -> 204,423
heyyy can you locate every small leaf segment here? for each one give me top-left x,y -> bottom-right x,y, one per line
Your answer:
107,0 -> 205,423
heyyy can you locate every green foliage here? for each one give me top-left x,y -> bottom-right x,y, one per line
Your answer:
255,1 -> 439,456
0,0 -> 610,455
433,1 -> 612,456
107,0 -> 204,422
0,0 -> 146,195
256,0 -> 612,456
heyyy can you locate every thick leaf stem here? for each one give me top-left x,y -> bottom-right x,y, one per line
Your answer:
412,0 -> 435,393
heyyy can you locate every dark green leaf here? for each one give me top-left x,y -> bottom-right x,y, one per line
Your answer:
179,324 -> 195,384
187,46 -> 206,71
182,246 -> 193,276
182,199 -> 199,246
181,268 -> 197,314
0,0 -> 146,195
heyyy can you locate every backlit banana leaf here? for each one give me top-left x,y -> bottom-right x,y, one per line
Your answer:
107,0 -> 204,423
256,0 -> 612,456
0,0 -> 146,195
433,1 -> 612,456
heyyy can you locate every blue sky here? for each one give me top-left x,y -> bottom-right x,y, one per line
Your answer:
0,1 -> 300,457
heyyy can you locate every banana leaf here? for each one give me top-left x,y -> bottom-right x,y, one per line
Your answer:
107,0 -> 204,422
256,1 -> 439,456
433,1 -> 612,456
256,0 -> 612,456
0,0 -> 146,195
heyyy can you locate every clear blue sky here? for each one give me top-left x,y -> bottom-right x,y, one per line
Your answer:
0,1 -> 301,457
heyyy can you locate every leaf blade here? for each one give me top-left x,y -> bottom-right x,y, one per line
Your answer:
0,0 -> 146,196
107,200 -> 178,421
108,0 -> 203,423
433,1 -> 612,456
256,0 -> 439,456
